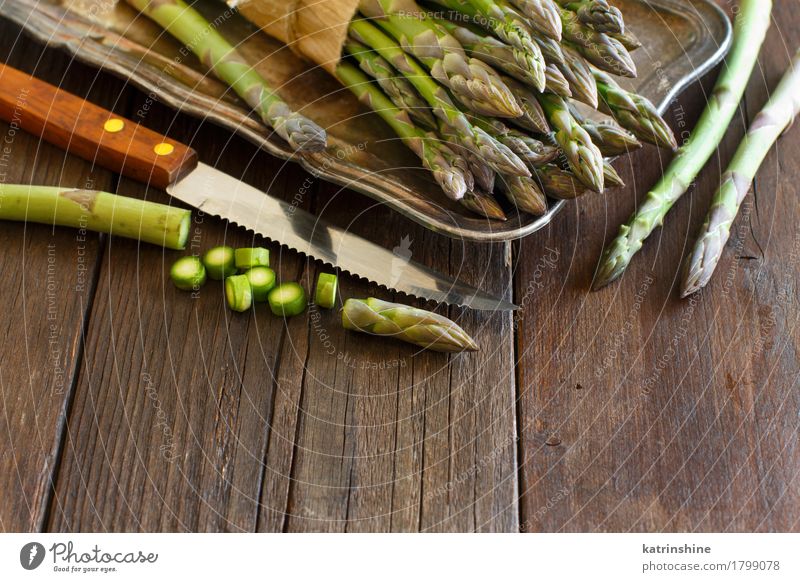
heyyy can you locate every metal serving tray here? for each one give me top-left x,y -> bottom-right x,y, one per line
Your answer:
1,0 -> 731,241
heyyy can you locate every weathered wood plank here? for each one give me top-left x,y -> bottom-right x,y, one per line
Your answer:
46,96 -> 310,531
516,1 -> 800,533
0,31 -> 125,532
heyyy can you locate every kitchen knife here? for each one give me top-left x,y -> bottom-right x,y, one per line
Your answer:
0,64 -> 517,311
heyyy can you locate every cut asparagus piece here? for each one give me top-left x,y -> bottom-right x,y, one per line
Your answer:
594,0 -> 773,289
337,61 -> 472,200
360,0 -> 523,118
315,273 -> 339,308
682,47 -> 800,297
225,274 -> 253,312
0,184 -> 191,249
349,20 -> 530,177
245,266 -> 277,302
203,246 -> 237,280
269,282 -> 308,317
171,256 -> 206,291
342,297 -> 478,352
125,0 -> 325,151
234,247 -> 270,270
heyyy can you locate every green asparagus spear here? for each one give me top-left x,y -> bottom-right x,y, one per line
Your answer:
125,0 -> 326,152
682,48 -> 800,297
337,61 -> 472,200
580,118 -> 641,156
593,68 -> 676,150
342,297 -> 479,352
594,0 -> 773,289
435,18 -> 546,91
497,174 -> 548,215
538,93 -> 605,191
467,114 -> 560,165
560,7 -> 636,78
360,0 -> 523,118
344,39 -> 437,130
349,20 -> 530,176
437,120 -> 497,192
460,189 -> 508,221
544,65 -> 573,98
500,75 -> 551,134
558,0 -> 624,34
508,0 -> 563,39
532,164 -> 585,199
0,184 -> 190,249
558,44 -> 598,108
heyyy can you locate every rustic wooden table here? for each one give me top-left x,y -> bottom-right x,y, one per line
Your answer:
1,2 -> 797,533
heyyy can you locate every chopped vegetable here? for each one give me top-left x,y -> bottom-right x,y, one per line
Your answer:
0,184 -> 191,249
268,282 -> 307,317
225,274 -> 253,312
245,266 -> 276,302
170,256 -> 206,291
234,247 -> 270,270
314,273 -> 338,309
203,246 -> 236,280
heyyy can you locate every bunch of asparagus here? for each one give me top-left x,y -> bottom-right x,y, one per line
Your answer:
334,0 -> 676,220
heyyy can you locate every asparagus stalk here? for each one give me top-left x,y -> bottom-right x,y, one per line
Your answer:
466,112 -> 560,165
558,0 -> 624,34
538,93 -> 605,191
437,119 -> 497,192
594,0 -> 773,289
460,189 -> 508,221
532,164 -> 585,199
544,65 -> 573,98
336,61 -> 471,200
349,20 -> 530,176
435,18 -> 546,91
0,184 -> 190,249
497,174 -> 548,215
580,118 -> 641,156
125,0 -> 326,152
508,0 -> 563,40
558,44 -> 598,108
560,7 -> 636,78
682,48 -> 800,297
593,68 -> 677,150
359,0 -> 523,117
500,75 -> 551,134
344,39 -> 437,130
342,297 -> 479,352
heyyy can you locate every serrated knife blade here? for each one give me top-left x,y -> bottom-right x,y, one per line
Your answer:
168,163 -> 517,311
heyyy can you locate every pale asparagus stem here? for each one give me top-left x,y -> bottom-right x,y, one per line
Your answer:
466,112 -> 560,165
460,189 -> 508,220
558,44 -> 598,107
593,68 -> 677,150
0,185 -> 191,249
349,19 -> 530,176
538,93 -> 605,191
508,0 -> 563,39
682,48 -> 800,297
359,0 -> 523,117
342,297 -> 479,352
580,118 -> 641,156
497,174 -> 548,215
545,65 -> 572,98
532,164 -> 585,199
500,75 -> 550,134
437,120 -> 496,191
336,62 -> 470,200
560,7 -> 636,77
594,0 -> 773,290
558,0 -> 625,34
344,38 -> 437,130
436,18 -> 546,91
428,0 -> 550,58
125,0 -> 325,152
603,159 -> 625,187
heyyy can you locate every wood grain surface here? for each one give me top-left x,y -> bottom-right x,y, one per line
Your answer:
0,1 -> 797,533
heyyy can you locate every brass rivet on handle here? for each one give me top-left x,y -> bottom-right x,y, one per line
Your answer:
153,142 -> 175,156
103,118 -> 125,133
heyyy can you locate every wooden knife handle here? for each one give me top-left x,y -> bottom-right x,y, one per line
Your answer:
0,64 -> 197,190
